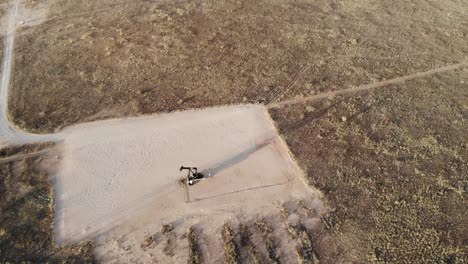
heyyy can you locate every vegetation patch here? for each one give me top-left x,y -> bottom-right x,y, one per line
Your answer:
265,236 -> 280,264
254,219 -> 280,263
270,71 -> 468,263
0,142 -> 54,158
0,144 -> 95,263
161,223 -> 174,236
187,226 -> 201,264
141,235 -> 154,249
221,222 -> 239,264
9,0 -> 468,132
296,230 -> 319,264
161,223 -> 175,256
238,223 -> 263,264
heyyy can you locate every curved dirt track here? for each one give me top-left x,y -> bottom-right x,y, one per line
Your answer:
0,0 -> 57,146
267,61 -> 468,109
0,0 -> 21,143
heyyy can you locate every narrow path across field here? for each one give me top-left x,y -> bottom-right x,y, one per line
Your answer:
0,0 -> 20,142
267,61 -> 468,109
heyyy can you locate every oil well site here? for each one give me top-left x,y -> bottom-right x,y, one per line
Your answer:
0,0 -> 467,263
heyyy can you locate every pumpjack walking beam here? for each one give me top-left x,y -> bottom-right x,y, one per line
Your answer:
180,166 -> 205,185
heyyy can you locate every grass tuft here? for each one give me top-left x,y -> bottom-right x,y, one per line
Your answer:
187,226 -> 201,264
221,222 -> 239,264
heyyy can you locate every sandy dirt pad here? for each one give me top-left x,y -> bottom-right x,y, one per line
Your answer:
16,0 -> 48,28
52,105 -> 319,263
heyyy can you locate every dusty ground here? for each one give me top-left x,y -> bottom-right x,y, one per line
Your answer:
1,0 -> 467,263
0,1 -> 9,35
269,69 -> 468,263
52,105 -> 323,263
8,0 -> 468,132
0,0 -> 6,71
0,143 -> 95,262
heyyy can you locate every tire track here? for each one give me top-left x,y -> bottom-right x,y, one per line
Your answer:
0,148 -> 51,163
267,62 -> 468,109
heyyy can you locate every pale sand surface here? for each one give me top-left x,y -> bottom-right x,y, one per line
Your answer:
52,105 -> 321,263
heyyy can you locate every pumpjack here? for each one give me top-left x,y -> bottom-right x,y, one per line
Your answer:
180,166 -> 205,185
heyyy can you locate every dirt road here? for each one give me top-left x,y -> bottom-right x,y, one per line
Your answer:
267,61 -> 468,109
0,0 -> 20,142
0,0 -> 56,146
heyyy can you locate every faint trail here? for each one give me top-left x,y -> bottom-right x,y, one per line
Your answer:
268,64 -> 310,104
0,149 -> 50,163
0,0 -> 58,146
267,62 -> 468,109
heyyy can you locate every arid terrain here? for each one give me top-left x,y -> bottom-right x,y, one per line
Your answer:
269,69 -> 468,263
52,105 -> 323,263
0,143 -> 95,263
0,0 -> 467,263
8,0 -> 468,132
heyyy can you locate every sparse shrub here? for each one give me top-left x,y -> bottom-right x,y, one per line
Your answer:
299,231 -> 319,263
0,145 -> 95,262
286,223 -> 299,239
253,218 -> 279,263
160,223 -> 175,256
265,237 -> 280,264
238,223 -> 250,247
296,248 -> 320,264
299,200 -> 315,217
320,214 -> 335,230
161,223 -> 173,236
238,223 -> 262,264
286,221 -> 319,263
296,248 -> 305,264
141,235 -> 154,249
254,219 -> 273,235
221,223 -> 239,264
280,204 -> 290,219
187,226 -> 201,264
246,245 -> 262,264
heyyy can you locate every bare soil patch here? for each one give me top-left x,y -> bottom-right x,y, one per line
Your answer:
9,0 -> 468,133
53,105 -> 324,262
269,69 -> 468,263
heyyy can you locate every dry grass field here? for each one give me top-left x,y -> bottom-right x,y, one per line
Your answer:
269,69 -> 468,263
0,143 -> 95,263
9,0 -> 468,132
